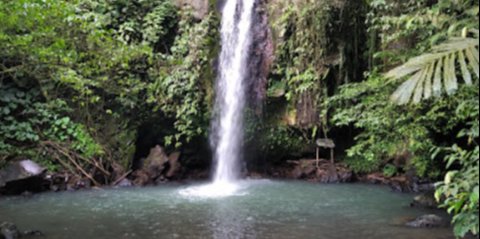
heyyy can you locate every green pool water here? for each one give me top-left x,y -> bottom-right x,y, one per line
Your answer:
0,180 -> 454,239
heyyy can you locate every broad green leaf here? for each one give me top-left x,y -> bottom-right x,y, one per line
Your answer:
413,68 -> 427,103
445,171 -> 457,184
423,63 -> 434,99
459,50 -> 473,85
433,58 -> 443,97
466,47 -> 480,78
386,36 -> 479,104
391,71 -> 422,105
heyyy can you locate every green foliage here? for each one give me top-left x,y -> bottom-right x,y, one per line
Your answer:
330,72 -> 478,176
435,145 -> 479,237
0,85 -> 102,169
433,91 -> 479,238
147,12 -> 219,148
1,0 -> 218,170
367,0 -> 479,68
0,0 -> 150,170
367,2 -> 479,234
270,1 -> 332,94
383,164 -> 398,177
80,0 -> 178,52
258,125 -> 305,162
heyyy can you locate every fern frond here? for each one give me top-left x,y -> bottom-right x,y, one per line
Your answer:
386,35 -> 479,105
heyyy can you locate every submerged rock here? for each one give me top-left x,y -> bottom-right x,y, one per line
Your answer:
116,178 -> 133,187
411,193 -> 438,208
406,214 -> 446,228
0,160 -> 46,195
1,222 -> 20,239
0,222 -> 43,239
361,172 -> 435,193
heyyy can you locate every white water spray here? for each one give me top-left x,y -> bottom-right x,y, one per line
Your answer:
179,0 -> 255,198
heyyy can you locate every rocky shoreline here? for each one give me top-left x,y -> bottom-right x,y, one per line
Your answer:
1,156 -> 437,196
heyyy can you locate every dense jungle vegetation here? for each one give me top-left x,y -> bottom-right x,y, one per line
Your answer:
0,0 -> 478,237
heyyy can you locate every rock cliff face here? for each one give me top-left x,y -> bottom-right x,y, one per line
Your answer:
263,0 -> 367,127
247,0 -> 274,113
172,0 -> 273,111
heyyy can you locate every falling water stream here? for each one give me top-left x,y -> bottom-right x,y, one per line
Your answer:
180,0 -> 255,198
213,0 -> 255,185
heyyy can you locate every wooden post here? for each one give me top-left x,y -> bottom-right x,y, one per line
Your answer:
330,148 -> 334,164
316,138 -> 336,165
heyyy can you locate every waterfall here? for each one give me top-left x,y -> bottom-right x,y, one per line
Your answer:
212,0 -> 255,184
179,0 -> 255,198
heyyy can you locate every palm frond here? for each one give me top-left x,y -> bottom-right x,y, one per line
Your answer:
386,35 -> 479,105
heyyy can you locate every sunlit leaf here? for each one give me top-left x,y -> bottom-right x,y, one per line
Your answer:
385,35 -> 479,104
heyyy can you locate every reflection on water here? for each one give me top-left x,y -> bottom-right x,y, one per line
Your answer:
0,181 -> 455,239
210,199 -> 256,239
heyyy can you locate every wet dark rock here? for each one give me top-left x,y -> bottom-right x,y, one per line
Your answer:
22,230 -> 44,237
246,172 -> 264,179
411,193 -> 438,208
116,178 -> 133,187
364,173 -> 389,185
0,222 -> 44,239
132,169 -> 150,186
389,176 -> 412,192
131,146 -> 184,186
288,159 -> 352,183
0,160 -> 47,195
110,162 -> 126,183
247,0 -> 273,113
360,172 -> 435,193
66,176 -> 91,191
412,182 -> 436,193
315,162 -> 352,183
1,222 -> 20,239
406,214 -> 446,228
166,151 -> 182,179
144,145 -> 169,180
46,173 -> 68,192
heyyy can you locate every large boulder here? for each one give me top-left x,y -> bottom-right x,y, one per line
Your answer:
315,162 -> 352,183
0,160 -> 46,195
131,146 -> 182,186
166,152 -> 181,178
143,145 -> 169,179
289,159 -> 352,183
